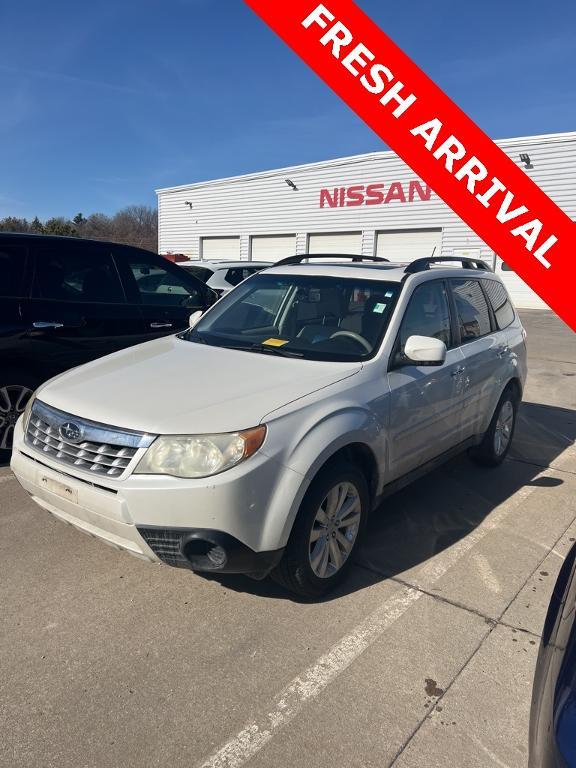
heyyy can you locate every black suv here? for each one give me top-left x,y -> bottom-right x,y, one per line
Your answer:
0,234 -> 215,451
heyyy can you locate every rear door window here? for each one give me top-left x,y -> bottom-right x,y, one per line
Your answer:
0,245 -> 27,297
34,246 -> 125,303
451,279 -> 492,342
482,279 -> 515,330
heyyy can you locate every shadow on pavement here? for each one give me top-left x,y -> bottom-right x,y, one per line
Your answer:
211,401 -> 576,602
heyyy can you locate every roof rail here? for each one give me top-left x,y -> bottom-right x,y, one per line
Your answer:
404,256 -> 492,274
274,253 -> 390,266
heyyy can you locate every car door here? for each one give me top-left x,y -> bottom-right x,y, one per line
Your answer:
24,241 -> 145,379
0,239 -> 31,375
0,239 -> 35,448
116,249 -> 213,339
386,279 -> 466,480
449,278 -> 506,440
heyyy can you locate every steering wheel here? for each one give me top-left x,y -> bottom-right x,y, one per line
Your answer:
328,330 -> 372,353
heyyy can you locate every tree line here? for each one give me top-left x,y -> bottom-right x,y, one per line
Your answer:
0,205 -> 158,253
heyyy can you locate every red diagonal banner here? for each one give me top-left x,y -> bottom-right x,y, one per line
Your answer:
244,0 -> 576,331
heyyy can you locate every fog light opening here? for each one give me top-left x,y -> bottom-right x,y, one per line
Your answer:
183,539 -> 228,570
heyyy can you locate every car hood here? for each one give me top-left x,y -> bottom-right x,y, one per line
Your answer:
37,336 -> 362,435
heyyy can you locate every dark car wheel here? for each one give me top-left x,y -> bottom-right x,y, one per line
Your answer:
469,385 -> 519,467
0,374 -> 36,453
271,461 -> 369,599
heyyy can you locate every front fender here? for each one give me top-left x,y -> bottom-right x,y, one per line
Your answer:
261,400 -> 387,549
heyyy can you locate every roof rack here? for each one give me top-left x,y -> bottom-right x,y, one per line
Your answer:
404,256 -> 492,274
274,253 -> 390,266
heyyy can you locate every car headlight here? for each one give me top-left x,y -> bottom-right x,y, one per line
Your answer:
134,425 -> 267,478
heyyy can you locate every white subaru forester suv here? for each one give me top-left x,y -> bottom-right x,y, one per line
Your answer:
11,255 -> 527,598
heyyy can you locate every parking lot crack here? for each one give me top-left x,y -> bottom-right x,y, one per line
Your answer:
386,509 -> 576,765
387,620 -> 497,767
356,565 -> 543,638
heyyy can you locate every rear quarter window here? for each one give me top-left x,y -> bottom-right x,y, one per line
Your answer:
225,267 -> 258,286
483,279 -> 515,330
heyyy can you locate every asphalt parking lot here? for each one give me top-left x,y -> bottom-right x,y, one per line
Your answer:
1,310 -> 575,768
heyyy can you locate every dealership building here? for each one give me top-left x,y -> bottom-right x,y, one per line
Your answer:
156,131 -> 576,308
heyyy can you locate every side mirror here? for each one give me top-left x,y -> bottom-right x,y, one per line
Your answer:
403,335 -> 446,366
188,310 -> 203,329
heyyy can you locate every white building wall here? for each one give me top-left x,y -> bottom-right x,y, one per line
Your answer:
157,132 -> 576,306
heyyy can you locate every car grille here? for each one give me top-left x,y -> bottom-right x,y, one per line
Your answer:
25,400 -> 156,478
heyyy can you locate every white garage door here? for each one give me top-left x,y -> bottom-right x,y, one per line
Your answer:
251,235 -> 296,262
376,229 -> 443,264
201,237 -> 241,260
308,232 -> 362,254
495,257 -> 549,309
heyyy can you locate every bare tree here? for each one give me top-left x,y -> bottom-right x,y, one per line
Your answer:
110,206 -> 158,251
0,205 -> 160,250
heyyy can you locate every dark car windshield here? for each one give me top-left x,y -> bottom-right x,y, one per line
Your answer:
180,273 -> 401,361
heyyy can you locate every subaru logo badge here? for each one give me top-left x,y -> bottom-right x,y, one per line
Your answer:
59,421 -> 83,443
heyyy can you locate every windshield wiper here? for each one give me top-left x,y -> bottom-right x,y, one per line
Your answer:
222,343 -> 304,358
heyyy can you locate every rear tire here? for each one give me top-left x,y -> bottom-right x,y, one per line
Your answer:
0,372 -> 37,454
469,385 -> 518,467
271,461 -> 369,599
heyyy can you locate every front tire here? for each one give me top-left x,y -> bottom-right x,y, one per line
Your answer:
271,462 -> 369,599
470,385 -> 518,467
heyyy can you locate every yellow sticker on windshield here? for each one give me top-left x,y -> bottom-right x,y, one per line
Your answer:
263,338 -> 289,347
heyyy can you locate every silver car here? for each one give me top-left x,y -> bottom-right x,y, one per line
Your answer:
11,255 -> 527,598
179,259 -> 272,297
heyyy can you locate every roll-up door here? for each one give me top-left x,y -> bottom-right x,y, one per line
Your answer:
376,229 -> 443,263
308,232 -> 362,254
251,235 -> 296,262
201,237 -> 240,260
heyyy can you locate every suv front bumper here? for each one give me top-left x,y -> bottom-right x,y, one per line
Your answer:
10,418 -> 302,577
138,527 -> 284,578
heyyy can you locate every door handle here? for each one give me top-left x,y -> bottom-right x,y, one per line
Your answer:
32,321 -> 64,329
451,366 -> 466,377
149,322 -> 173,329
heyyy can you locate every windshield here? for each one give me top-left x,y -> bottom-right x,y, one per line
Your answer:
180,273 -> 401,361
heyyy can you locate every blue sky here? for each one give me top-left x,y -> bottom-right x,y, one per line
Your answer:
0,0 -> 574,220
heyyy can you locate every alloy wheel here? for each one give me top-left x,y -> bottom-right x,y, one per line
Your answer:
494,399 -> 514,456
0,385 -> 33,450
309,481 -> 361,578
